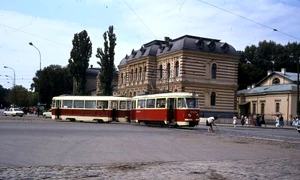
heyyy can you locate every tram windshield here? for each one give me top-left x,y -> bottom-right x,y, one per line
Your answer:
186,98 -> 199,108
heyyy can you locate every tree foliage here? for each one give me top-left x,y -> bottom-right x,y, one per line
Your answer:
4,85 -> 36,108
31,65 -> 73,107
69,30 -> 92,95
238,41 -> 300,90
96,26 -> 117,95
0,85 -> 10,108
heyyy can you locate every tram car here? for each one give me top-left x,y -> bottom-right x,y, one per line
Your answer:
131,92 -> 200,127
51,95 -> 132,123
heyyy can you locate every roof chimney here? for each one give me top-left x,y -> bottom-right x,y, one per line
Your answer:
267,70 -> 272,76
281,68 -> 286,75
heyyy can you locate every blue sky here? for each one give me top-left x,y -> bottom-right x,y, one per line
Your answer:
1,0 -> 300,89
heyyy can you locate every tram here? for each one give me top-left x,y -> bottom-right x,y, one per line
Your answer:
131,92 -> 200,127
51,95 -> 132,123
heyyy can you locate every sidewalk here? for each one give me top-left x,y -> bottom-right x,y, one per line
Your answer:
211,122 -> 296,130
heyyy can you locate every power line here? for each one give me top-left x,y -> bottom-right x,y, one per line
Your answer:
123,0 -> 157,39
0,23 -> 71,47
198,0 -> 300,41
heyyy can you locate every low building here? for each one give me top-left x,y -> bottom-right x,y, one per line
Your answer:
117,35 -> 239,118
237,68 -> 298,124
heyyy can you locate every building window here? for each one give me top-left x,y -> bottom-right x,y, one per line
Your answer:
211,63 -> 217,79
144,66 -> 147,80
139,67 -> 142,80
272,78 -> 280,85
252,103 -> 256,114
121,73 -> 123,84
159,65 -> 163,79
210,92 -> 216,106
261,103 -> 265,115
275,103 -> 280,112
131,69 -> 133,82
167,63 -> 170,78
175,61 -> 179,77
135,68 -> 138,81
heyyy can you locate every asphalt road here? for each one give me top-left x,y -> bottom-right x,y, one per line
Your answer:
0,116 -> 299,168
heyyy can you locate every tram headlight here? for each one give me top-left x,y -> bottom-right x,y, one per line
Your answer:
188,114 -> 191,117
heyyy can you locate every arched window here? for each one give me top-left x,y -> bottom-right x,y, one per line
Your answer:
175,61 -> 179,77
135,68 -> 138,81
272,78 -> 280,85
210,92 -> 216,106
211,63 -> 217,79
121,73 -> 123,84
167,63 -> 170,78
139,67 -> 142,80
131,69 -> 133,81
144,66 -> 147,80
159,65 -> 163,79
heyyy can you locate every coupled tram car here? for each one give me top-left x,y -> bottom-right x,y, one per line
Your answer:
51,96 -> 132,123
131,92 -> 200,127
51,92 -> 200,127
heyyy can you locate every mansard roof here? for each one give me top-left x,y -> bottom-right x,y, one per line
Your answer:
237,84 -> 295,96
119,35 -> 238,66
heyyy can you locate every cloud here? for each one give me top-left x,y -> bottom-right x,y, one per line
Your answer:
0,0 -> 299,89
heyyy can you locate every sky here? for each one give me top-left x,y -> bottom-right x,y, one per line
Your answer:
0,0 -> 299,90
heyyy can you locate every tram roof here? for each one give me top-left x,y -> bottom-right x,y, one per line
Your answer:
52,96 -> 132,101
132,92 -> 198,99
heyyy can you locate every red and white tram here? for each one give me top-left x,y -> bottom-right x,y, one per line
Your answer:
51,95 -> 132,123
131,92 -> 200,127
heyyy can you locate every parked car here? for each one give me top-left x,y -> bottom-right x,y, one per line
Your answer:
42,110 -> 52,118
3,108 -> 24,117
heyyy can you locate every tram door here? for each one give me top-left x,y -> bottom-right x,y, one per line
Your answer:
55,100 -> 61,119
111,101 -> 118,121
168,98 -> 175,123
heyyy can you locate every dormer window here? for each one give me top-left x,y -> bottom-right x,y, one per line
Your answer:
207,41 -> 216,51
272,78 -> 280,85
221,42 -> 229,53
196,38 -> 204,49
140,46 -> 146,55
131,49 -> 137,58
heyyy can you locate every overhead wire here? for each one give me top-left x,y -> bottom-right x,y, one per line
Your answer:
197,0 -> 300,41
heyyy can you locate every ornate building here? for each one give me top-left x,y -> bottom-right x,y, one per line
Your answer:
116,35 -> 239,117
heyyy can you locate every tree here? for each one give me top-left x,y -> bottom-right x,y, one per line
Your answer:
0,85 -> 9,108
238,41 -> 300,90
31,65 -> 73,107
96,26 -> 117,95
69,30 -> 92,95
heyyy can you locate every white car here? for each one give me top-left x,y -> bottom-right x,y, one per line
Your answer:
42,111 -> 52,118
4,108 -> 24,117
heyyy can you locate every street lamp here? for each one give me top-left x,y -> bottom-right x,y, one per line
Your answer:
4,66 -> 15,86
29,42 -> 41,71
29,42 -> 42,105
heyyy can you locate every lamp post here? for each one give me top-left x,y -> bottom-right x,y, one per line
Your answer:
4,66 -> 15,87
29,42 -> 42,105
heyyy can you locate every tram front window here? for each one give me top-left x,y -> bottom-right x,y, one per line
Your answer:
186,98 -> 199,108
178,98 -> 187,108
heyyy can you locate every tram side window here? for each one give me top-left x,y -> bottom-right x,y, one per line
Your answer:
156,98 -> 166,108
127,101 -> 132,110
146,99 -> 155,108
63,100 -> 72,108
111,101 -> 118,109
97,101 -> 108,109
74,100 -> 84,108
52,100 -> 56,108
120,101 -> 126,109
178,98 -> 187,108
138,99 -> 145,108
186,98 -> 199,108
132,100 -> 136,109
85,100 -> 96,108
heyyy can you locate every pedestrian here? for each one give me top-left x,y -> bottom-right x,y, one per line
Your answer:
245,116 -> 249,126
275,115 -> 280,127
206,116 -> 217,132
233,116 -> 237,128
241,114 -> 245,126
249,114 -> 254,126
260,115 -> 266,127
279,115 -> 284,127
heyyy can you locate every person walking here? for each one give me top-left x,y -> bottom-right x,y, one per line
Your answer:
233,116 -> 237,128
260,115 -> 266,127
241,115 -> 245,126
279,115 -> 284,127
276,115 -> 280,127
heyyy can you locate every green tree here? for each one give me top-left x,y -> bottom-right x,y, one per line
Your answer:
31,65 -> 73,107
96,26 -> 117,95
0,85 -> 9,108
69,30 -> 92,95
238,41 -> 300,90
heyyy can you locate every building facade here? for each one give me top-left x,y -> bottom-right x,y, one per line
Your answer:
116,35 -> 239,118
237,68 -> 299,124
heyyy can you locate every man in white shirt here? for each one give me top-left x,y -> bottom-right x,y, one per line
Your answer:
206,116 -> 217,132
